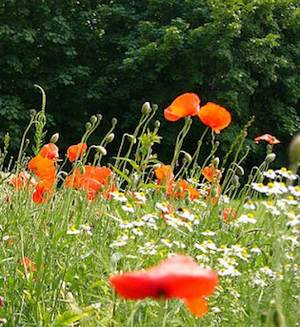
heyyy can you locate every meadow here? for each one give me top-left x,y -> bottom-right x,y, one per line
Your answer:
0,91 -> 299,327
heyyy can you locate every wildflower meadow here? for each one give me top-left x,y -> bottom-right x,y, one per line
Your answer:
0,89 -> 299,327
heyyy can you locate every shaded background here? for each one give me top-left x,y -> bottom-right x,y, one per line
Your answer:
0,0 -> 299,168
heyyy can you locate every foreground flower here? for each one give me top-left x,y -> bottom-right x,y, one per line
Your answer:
110,254 -> 218,317
198,102 -> 231,133
164,93 -> 200,122
67,142 -> 88,162
254,134 -> 280,145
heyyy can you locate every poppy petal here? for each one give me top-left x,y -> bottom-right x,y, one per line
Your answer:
198,102 -> 231,133
184,297 -> 209,317
164,93 -> 200,121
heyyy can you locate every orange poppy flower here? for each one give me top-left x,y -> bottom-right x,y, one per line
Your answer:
110,254 -> 218,317
198,102 -> 231,133
39,143 -> 59,161
164,93 -> 200,122
32,181 -> 54,204
155,165 -> 174,183
202,164 -> 222,182
10,171 -> 37,190
28,155 -> 56,186
67,143 -> 87,162
173,179 -> 200,200
254,134 -> 280,145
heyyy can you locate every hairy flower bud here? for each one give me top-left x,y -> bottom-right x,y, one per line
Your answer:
212,157 -> 220,167
141,102 -> 151,114
289,134 -> 300,167
90,115 -> 97,124
236,165 -> 244,176
265,153 -> 276,163
181,151 -> 192,163
154,120 -> 161,129
106,133 -> 115,143
50,133 -> 59,144
111,118 -> 118,126
85,122 -> 92,130
127,134 -> 136,144
95,146 -> 107,156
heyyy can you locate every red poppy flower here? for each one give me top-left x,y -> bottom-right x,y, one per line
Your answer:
198,102 -> 231,133
39,143 -> 59,161
28,155 -> 56,186
20,256 -> 44,281
202,164 -> 222,182
67,143 -> 87,162
9,171 -> 37,190
254,134 -> 280,145
110,254 -> 218,317
32,181 -> 54,204
164,93 -> 200,122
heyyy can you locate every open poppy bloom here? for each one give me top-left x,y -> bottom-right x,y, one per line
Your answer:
28,155 -> 56,186
202,164 -> 222,182
65,165 -> 114,200
173,179 -> 200,200
110,254 -> 218,317
20,256 -> 44,281
10,171 -> 37,190
32,181 -> 54,204
198,102 -> 231,133
254,134 -> 280,145
67,143 -> 87,162
164,93 -> 200,122
222,208 -> 237,223
39,143 -> 59,161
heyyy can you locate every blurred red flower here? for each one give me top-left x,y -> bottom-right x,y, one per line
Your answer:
164,93 -> 200,122
32,181 -> 54,204
254,134 -> 280,145
110,254 -> 218,317
202,164 -> 222,183
67,143 -> 87,162
198,102 -> 231,133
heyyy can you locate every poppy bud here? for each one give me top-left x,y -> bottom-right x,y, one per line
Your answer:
289,134 -> 300,171
90,115 -> 97,124
30,109 -> 36,117
26,139 -> 30,145
141,102 -> 151,114
107,133 -> 115,143
212,157 -> 220,167
153,163 -> 161,170
95,146 -> 107,156
85,122 -> 92,130
266,153 -> 276,163
127,134 -> 136,144
50,133 -> 59,144
236,165 -> 244,176
181,151 -> 192,163
111,118 -> 118,126
154,120 -> 161,129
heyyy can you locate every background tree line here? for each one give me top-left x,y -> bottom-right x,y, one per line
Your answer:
0,0 -> 299,168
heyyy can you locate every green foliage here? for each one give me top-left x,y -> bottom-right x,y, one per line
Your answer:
0,0 -> 299,167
